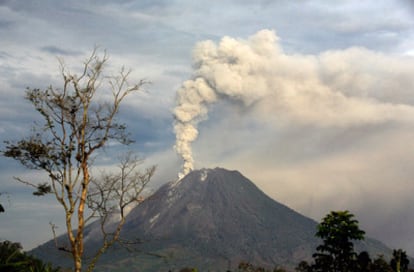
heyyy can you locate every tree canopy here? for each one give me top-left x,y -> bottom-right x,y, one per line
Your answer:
0,240 -> 59,272
312,210 -> 365,272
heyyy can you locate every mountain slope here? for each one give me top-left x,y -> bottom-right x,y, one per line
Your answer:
122,168 -> 319,267
31,167 -> 393,271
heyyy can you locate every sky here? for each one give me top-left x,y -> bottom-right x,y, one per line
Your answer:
1,0 -> 414,257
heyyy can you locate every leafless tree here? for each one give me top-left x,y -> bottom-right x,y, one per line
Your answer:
3,49 -> 155,272
86,152 -> 155,271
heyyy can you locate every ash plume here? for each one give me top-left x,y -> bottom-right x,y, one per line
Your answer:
173,78 -> 218,178
173,29 -> 414,178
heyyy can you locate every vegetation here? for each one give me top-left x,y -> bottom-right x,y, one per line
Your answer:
215,210 -> 413,272
234,262 -> 286,272
312,210 -> 365,271
295,210 -> 413,272
2,49 -> 155,272
236,261 -> 287,272
391,249 -> 410,272
0,240 -> 59,272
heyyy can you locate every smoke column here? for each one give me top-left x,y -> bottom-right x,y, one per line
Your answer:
174,78 -> 217,178
173,29 -> 414,178
173,30 -> 278,178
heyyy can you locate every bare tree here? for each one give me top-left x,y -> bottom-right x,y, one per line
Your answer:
86,152 -> 155,272
2,49 -> 155,272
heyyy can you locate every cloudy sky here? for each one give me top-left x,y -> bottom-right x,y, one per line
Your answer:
1,0 -> 414,256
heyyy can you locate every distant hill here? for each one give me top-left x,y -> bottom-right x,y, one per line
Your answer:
31,167 -> 393,271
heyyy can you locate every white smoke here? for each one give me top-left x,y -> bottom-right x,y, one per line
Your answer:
173,29 -> 414,178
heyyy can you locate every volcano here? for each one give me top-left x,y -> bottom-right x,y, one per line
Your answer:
122,167 -> 320,269
31,168 -> 392,271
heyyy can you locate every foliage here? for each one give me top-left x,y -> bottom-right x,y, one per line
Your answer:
390,249 -> 410,272
237,261 -> 287,272
312,210 -> 365,272
0,240 -> 59,272
370,255 -> 393,272
356,251 -> 371,272
297,210 -> 412,272
295,261 -> 312,272
2,49 -> 154,272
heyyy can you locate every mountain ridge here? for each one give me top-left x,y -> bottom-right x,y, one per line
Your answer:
31,167 -> 393,271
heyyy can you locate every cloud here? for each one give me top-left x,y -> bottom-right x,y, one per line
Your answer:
174,29 -> 414,176
319,47 -> 414,104
40,46 -> 82,56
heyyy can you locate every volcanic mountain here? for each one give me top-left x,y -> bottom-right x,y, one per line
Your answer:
31,168 -> 392,271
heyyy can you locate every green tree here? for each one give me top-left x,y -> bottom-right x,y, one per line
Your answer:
312,210 -> 365,272
390,249 -> 409,272
2,49 -> 155,272
0,240 -> 59,272
0,240 -> 24,271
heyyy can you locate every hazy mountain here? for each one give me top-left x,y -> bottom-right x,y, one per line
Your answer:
31,168 -> 393,271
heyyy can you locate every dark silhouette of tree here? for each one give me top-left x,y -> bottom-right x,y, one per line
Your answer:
390,249 -> 409,272
237,261 -> 286,272
238,261 -> 263,272
312,210 -> 365,272
2,49 -> 155,272
0,240 -> 59,272
357,251 -> 372,272
295,260 -> 312,272
371,255 -> 393,272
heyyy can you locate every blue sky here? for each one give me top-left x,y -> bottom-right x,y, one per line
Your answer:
1,0 -> 414,256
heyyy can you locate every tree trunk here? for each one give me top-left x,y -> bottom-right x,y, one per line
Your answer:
75,161 -> 89,272
74,255 -> 82,272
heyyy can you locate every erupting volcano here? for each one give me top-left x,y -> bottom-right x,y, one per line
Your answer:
31,168 -> 392,271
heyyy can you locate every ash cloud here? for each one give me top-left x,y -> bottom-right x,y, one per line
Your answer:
173,29 -> 414,177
